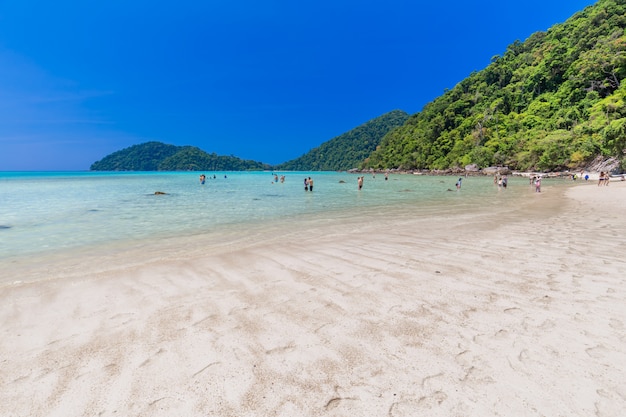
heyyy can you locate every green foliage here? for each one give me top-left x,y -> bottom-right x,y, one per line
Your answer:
275,110 -> 409,171
90,142 -> 271,171
363,0 -> 626,171
90,142 -> 180,171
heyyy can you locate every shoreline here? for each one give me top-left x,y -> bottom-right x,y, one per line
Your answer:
1,182 -> 625,416
0,174 -> 541,287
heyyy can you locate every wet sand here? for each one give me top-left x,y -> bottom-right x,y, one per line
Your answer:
1,181 -> 625,416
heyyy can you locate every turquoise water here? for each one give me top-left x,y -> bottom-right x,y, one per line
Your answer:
0,171 -> 548,262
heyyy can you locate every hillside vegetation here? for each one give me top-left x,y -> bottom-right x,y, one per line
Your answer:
363,0 -> 626,172
90,142 -> 271,171
276,110 -> 408,171
90,110 -> 408,172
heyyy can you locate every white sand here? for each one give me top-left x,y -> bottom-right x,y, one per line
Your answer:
1,182 -> 625,417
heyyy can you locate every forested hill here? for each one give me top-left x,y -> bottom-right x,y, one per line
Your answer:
90,111 -> 408,172
363,0 -> 626,172
90,142 -> 271,171
276,110 -> 409,171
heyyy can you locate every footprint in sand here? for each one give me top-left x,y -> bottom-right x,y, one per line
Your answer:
585,345 -> 609,359
417,391 -> 447,408
455,350 -> 471,365
421,372 -> 444,389
503,307 -> 522,315
518,349 -> 530,362
494,329 -> 509,339
539,319 -> 556,330
324,396 -> 357,410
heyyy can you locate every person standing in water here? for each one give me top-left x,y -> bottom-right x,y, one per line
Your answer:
304,177 -> 309,191
358,176 -> 364,190
308,177 -> 314,192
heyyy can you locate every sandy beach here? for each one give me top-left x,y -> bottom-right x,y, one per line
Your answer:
1,181 -> 625,417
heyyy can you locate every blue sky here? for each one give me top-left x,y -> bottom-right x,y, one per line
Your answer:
0,0 -> 597,170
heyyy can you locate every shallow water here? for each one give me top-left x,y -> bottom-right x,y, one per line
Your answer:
0,171 -> 565,269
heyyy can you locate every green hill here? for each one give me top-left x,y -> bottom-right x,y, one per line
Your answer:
363,0 -> 626,172
90,142 -> 271,171
275,110 -> 409,171
90,142 -> 180,171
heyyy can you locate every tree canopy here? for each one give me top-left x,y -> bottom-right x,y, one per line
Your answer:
276,110 -> 409,171
362,0 -> 626,172
90,142 -> 271,171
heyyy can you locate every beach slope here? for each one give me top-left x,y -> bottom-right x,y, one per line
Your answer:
1,182 -> 625,417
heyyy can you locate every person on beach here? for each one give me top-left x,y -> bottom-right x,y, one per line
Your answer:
534,176 -> 541,193
358,176 -> 364,190
308,177 -> 314,192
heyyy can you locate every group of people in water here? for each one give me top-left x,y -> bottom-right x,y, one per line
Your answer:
199,174 -> 226,184
197,171 -> 620,194
598,171 -> 611,186
302,174 -> 378,191
197,171 -> 400,191
530,175 -> 542,192
493,174 -> 508,188
280,173 -> 387,191
304,177 -> 314,191
273,174 -> 286,183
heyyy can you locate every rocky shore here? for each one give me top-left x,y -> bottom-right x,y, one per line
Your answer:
350,156 -> 624,179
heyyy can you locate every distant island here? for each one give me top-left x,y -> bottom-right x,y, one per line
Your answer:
90,142 -> 272,171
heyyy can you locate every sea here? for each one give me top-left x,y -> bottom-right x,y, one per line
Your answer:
0,171 -> 563,281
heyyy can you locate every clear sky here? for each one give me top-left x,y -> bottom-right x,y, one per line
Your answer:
0,0 -> 597,170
